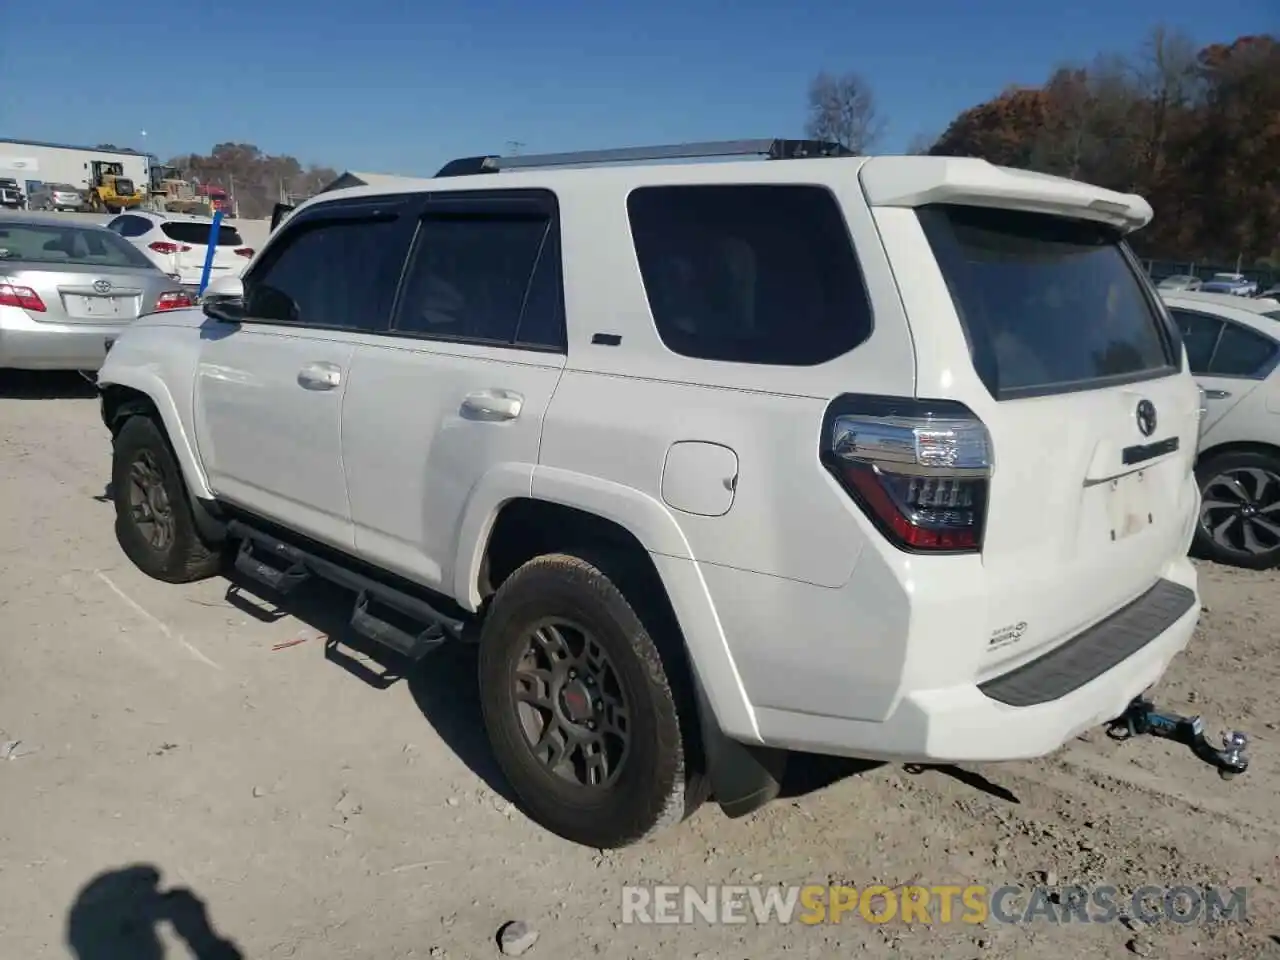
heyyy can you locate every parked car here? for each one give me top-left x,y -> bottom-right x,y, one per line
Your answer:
0,216 -> 193,371
98,141 -> 1203,848
1255,285 -> 1280,301
104,210 -> 254,288
1163,291 -> 1280,567
0,177 -> 24,210
28,183 -> 86,212
1200,272 -> 1257,296
1157,274 -> 1202,292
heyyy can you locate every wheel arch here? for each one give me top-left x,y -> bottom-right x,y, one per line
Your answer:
459,469 -> 776,817
1198,439 -> 1280,467
99,375 -> 212,501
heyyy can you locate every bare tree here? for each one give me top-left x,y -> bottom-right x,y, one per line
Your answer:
805,71 -> 884,154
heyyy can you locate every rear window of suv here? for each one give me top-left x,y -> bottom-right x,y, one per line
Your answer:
161,222 -> 244,246
627,185 -> 873,366
919,205 -> 1176,400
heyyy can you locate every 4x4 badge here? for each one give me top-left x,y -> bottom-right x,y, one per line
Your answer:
1136,399 -> 1157,437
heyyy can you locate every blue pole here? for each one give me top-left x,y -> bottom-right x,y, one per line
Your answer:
198,208 -> 224,295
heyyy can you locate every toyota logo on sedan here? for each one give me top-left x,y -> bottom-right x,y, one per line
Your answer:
93,279 -> 112,294
1136,399 -> 1157,437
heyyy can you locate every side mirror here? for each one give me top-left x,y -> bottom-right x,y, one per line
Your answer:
270,203 -> 295,232
203,274 -> 244,301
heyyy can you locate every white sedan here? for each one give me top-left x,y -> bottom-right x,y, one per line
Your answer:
1163,290 -> 1280,567
104,210 -> 255,288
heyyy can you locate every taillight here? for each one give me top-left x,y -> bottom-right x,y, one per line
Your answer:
155,291 -> 195,311
234,247 -> 254,258
149,241 -> 192,254
0,283 -> 46,312
822,395 -> 993,553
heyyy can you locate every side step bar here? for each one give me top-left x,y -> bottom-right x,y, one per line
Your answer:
226,520 -> 463,660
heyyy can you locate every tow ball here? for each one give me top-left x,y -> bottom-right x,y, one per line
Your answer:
1107,696 -> 1250,780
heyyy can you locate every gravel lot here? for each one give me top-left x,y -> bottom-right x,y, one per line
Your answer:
1,373 -> 1277,959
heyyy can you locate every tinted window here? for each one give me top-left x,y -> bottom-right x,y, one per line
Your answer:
919,205 -> 1174,399
107,216 -> 142,237
1170,309 -> 1223,373
245,216 -> 409,330
1263,309 -> 1280,321
393,213 -> 564,349
162,222 -> 244,246
1209,323 -> 1277,377
627,185 -> 872,366
0,223 -> 153,268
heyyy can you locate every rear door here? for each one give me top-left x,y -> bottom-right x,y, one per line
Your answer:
1168,306 -> 1280,430
904,202 -> 1201,672
342,189 -> 568,594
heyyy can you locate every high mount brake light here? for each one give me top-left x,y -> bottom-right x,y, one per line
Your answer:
822,395 -> 993,553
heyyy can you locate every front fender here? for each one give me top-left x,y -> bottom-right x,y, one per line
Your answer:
99,364 -> 212,501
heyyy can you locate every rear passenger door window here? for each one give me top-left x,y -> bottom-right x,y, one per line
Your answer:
627,185 -> 872,366
243,202 -> 414,332
391,191 -> 565,351
1170,308 -> 1277,379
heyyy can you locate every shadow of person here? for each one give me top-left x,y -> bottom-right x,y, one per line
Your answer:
67,865 -> 243,960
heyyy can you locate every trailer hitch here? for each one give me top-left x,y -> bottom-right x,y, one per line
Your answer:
1107,696 -> 1249,779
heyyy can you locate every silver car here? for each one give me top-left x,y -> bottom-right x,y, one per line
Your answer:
29,183 -> 86,212
0,215 -> 193,371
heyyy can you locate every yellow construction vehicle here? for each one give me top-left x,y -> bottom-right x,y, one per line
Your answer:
87,160 -> 145,213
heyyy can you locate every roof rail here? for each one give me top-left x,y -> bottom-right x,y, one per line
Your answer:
433,138 -> 853,178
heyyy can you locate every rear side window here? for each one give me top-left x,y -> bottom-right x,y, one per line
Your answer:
627,185 -> 872,366
1170,308 -> 1279,378
161,222 -> 244,246
245,215 -> 410,330
1209,322 -> 1277,377
919,205 -> 1175,399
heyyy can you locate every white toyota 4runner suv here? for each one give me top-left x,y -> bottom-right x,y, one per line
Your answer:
97,139 -> 1204,849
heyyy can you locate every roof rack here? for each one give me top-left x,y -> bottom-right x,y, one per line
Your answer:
433,138 -> 853,178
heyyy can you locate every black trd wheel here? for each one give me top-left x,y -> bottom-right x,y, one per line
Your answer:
112,415 -> 221,583
478,551 -> 701,848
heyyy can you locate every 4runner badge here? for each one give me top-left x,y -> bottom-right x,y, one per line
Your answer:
988,621 -> 1028,650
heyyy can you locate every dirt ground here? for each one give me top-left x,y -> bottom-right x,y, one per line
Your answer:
1,372 -> 1277,960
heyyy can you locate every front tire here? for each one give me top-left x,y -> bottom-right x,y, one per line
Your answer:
1193,449 -> 1280,569
111,415 -> 222,583
478,551 -> 702,848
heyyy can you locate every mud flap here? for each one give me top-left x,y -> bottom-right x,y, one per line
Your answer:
694,682 -> 787,818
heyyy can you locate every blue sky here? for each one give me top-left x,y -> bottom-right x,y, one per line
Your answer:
2,0 -> 1273,177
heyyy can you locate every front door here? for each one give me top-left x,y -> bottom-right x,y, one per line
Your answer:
192,198 -> 417,550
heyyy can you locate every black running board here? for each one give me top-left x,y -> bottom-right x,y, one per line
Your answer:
226,519 -> 463,660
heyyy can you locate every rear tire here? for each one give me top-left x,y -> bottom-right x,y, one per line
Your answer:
111,415 -> 222,583
478,550 -> 703,848
1193,448 -> 1280,569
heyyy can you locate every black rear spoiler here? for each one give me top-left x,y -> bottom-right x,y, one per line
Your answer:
270,203 -> 295,231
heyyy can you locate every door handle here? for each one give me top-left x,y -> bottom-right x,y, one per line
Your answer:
297,362 -> 342,391
1200,387 -> 1232,400
461,389 -> 524,421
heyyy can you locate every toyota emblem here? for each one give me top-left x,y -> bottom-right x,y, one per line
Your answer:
1136,399 -> 1157,437
93,279 -> 112,294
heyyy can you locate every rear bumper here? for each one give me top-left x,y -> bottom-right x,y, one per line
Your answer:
0,308 -> 126,371
749,556 -> 1199,762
